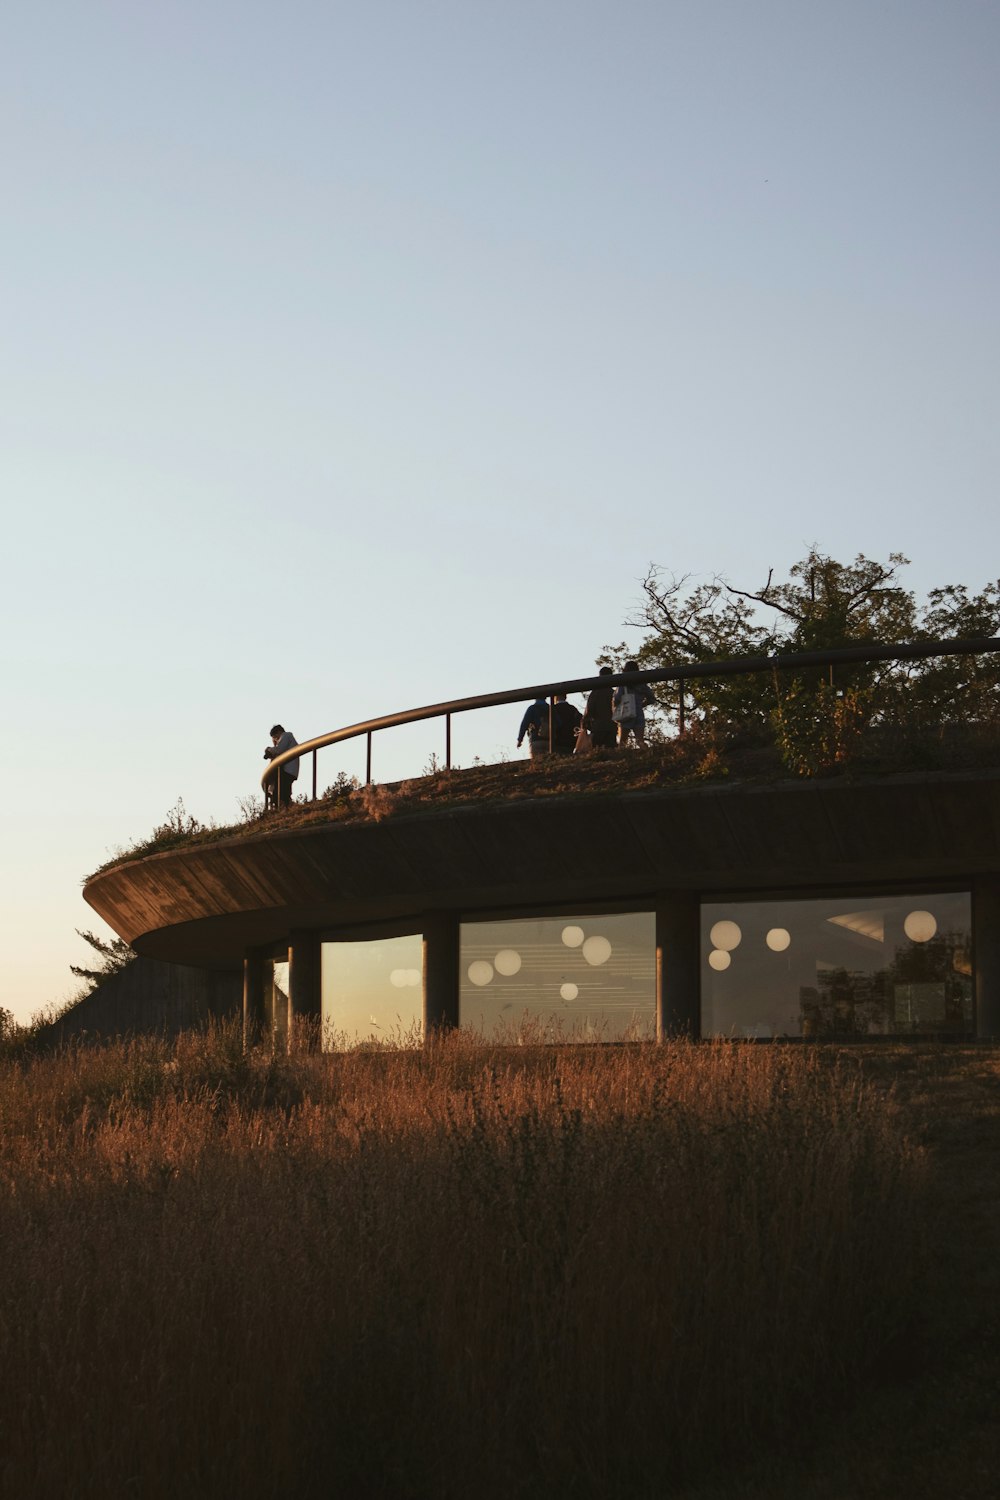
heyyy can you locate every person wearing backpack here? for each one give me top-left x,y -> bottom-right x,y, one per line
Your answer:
551,693 -> 583,755
613,662 -> 655,747
517,695 -> 551,759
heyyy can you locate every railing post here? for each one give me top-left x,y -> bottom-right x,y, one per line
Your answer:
446,713 -> 452,770
366,731 -> 372,786
312,748 -> 317,801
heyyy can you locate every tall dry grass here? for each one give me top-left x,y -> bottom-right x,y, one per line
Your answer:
0,1026 -> 927,1499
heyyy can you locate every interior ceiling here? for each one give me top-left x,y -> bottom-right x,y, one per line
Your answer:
826,911 -> 886,943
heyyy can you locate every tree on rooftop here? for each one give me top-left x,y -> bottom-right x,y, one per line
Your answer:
606,550 -> 999,774
745,551 -> 916,772
605,550 -> 914,750
906,581 -> 1000,729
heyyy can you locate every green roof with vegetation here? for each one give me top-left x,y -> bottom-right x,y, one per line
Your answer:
92,549 -> 1000,876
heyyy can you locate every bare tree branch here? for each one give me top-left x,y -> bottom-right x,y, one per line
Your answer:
626,567 -> 706,651
724,570 -> 805,623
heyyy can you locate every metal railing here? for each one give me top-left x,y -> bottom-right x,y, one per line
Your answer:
261,635 -> 1000,807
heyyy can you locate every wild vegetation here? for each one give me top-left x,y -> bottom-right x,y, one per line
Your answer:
0,1026 -> 953,1499
602,549 -> 1000,775
41,551 -> 1000,1494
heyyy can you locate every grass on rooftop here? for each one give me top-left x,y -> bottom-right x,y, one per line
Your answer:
91,720 -> 1000,877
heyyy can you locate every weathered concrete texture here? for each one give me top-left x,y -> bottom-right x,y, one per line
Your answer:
83,769 -> 1000,967
36,957 -> 242,1044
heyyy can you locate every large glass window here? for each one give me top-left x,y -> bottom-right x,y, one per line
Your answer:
460,912 -> 655,1041
701,891 -> 972,1038
321,934 -> 424,1049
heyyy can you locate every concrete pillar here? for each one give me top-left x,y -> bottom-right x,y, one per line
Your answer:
423,912 -> 460,1035
656,894 -> 702,1040
289,930 -> 321,1017
242,947 -> 268,1048
974,877 -> 1000,1039
288,929 -> 322,1050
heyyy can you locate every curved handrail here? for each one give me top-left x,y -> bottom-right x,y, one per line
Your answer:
262,635 -> 1000,802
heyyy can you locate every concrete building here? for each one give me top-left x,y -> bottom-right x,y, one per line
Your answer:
83,764 -> 1000,1044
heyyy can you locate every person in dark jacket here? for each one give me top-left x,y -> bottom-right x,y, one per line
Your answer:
583,665 -> 616,750
551,694 -> 583,755
517,696 -> 551,759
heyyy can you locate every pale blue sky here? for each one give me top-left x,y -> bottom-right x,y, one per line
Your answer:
1,1 -> 997,1020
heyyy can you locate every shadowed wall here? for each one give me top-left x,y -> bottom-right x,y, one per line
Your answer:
36,957 -> 242,1045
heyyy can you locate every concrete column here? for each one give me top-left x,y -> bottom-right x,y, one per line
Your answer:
289,930 -> 321,1017
974,877 -> 1000,1039
242,947 -> 268,1049
656,894 -> 702,1040
423,912 -> 460,1035
288,929 -> 322,1051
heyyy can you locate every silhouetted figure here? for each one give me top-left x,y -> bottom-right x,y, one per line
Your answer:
264,723 -> 300,808
583,665 -> 617,749
613,663 -> 655,747
517,696 -> 551,759
551,693 -> 583,755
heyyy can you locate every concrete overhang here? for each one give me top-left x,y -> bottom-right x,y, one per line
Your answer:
83,768 -> 1000,967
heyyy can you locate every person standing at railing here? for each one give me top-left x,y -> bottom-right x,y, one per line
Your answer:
613,663 -> 655,748
583,665 -> 617,750
517,696 -> 550,759
263,723 -> 300,808
551,693 -> 583,755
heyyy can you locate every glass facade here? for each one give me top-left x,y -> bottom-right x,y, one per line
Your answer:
321,933 -> 424,1048
701,891 -> 973,1038
311,889 -> 974,1049
460,912 -> 655,1041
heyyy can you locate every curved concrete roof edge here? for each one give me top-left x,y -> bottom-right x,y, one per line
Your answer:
84,769 -> 1000,968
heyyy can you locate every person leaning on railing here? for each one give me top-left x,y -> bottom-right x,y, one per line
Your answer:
263,723 -> 300,808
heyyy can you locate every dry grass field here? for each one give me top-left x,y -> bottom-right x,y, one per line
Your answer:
0,1030 -> 997,1499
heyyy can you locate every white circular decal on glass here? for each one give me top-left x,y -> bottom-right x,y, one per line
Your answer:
709,920 -> 742,952
467,960 -> 494,987
766,928 -> 791,952
494,948 -> 522,976
904,910 -> 937,943
389,969 -> 408,988
560,982 -> 579,1001
582,935 -> 612,966
561,925 -> 585,948
708,949 -> 731,971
